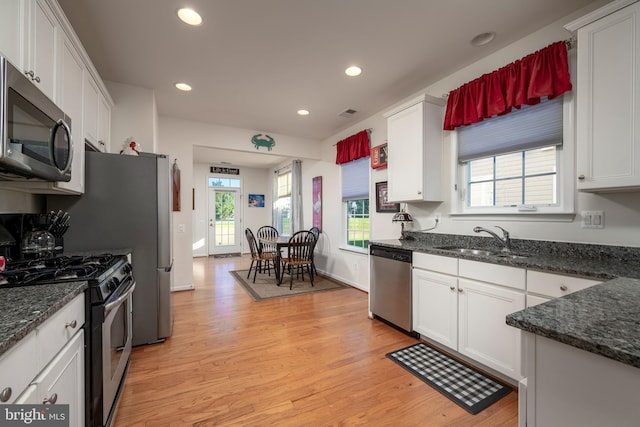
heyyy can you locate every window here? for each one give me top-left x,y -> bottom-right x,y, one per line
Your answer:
467,147 -> 557,207
274,170 -> 292,235
208,177 -> 240,188
455,95 -> 574,215
347,198 -> 369,249
341,157 -> 369,249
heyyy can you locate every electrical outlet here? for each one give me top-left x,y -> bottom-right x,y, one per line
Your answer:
178,223 -> 186,233
581,211 -> 604,229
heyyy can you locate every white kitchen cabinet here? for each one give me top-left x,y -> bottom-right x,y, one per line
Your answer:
98,95 -> 111,152
84,72 -> 111,153
0,293 -> 84,426
526,270 -> 601,308
566,0 -> 640,192
522,333 -> 640,427
458,278 -> 525,380
383,94 -> 444,202
0,0 -> 26,69
412,268 -> 458,350
24,0 -> 59,101
33,330 -> 84,426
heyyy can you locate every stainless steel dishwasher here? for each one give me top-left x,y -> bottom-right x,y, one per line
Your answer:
370,245 -> 413,333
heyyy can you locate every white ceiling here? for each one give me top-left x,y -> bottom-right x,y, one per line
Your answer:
58,0 -> 602,167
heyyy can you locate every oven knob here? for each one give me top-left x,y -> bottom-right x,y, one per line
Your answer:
108,278 -> 118,292
123,263 -> 133,274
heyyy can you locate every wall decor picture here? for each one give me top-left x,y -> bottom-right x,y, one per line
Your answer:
312,176 -> 322,232
371,143 -> 388,169
248,194 -> 265,207
376,181 -> 400,213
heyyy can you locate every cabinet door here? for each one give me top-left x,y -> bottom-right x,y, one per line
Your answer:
98,96 -> 111,152
387,101 -> 424,202
57,35 -> 85,194
0,0 -> 25,68
26,0 -> 57,101
576,1 -> 640,191
84,74 -> 100,149
458,278 -> 524,380
34,330 -> 84,427
412,268 -> 458,350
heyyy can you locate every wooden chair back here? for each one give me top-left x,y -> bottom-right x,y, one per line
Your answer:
285,230 -> 316,263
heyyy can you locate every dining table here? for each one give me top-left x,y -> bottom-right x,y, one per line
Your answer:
257,235 -> 290,284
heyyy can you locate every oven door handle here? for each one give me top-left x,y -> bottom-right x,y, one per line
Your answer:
104,280 -> 136,317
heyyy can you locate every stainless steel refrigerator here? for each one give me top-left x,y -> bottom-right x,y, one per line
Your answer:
48,151 -> 173,346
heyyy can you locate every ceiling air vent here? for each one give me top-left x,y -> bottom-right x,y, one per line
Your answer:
338,108 -> 357,118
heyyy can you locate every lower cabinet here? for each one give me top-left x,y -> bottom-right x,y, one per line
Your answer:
0,293 -> 84,426
412,255 -> 526,380
458,278 -> 525,380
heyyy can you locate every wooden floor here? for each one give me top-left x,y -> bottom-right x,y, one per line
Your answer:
114,255 -> 518,426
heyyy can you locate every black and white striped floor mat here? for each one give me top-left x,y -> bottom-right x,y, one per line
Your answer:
386,343 -> 512,414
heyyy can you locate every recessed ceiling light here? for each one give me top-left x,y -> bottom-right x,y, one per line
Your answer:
297,109 -> 310,116
471,32 -> 496,46
177,8 -> 202,26
345,66 -> 362,77
175,82 -> 192,91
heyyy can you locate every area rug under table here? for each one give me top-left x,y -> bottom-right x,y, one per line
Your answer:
230,269 -> 349,301
386,343 -> 512,414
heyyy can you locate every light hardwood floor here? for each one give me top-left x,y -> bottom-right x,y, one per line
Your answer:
114,255 -> 518,426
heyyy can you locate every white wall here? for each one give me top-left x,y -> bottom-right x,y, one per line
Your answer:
106,81 -> 158,153
192,163 -> 271,257
158,116 -> 320,290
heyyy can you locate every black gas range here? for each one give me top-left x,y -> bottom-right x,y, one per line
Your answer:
1,253 -> 134,427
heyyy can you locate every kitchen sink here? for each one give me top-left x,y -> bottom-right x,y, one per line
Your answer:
435,246 -> 496,256
435,246 -> 529,259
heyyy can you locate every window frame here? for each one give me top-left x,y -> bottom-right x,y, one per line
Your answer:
274,170 -> 292,235
451,91 -> 575,218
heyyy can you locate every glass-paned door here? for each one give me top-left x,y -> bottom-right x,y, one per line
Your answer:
208,188 -> 241,255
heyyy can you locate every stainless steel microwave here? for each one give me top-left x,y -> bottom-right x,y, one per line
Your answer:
0,56 -> 72,182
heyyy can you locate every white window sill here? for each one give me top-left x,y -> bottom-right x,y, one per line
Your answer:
339,246 -> 369,255
450,211 -> 576,222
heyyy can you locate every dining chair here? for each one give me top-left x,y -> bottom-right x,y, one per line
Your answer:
279,230 -> 316,290
309,226 -> 320,275
245,228 -> 276,283
256,225 -> 279,256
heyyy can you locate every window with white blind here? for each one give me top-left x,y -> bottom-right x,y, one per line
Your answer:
454,95 -> 575,216
341,157 -> 369,250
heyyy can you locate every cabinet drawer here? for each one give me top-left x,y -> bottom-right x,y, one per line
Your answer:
459,259 -> 526,290
527,270 -> 602,298
37,294 -> 84,366
0,331 -> 37,404
413,252 -> 458,275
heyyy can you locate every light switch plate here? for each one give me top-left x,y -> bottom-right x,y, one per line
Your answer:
582,211 -> 604,229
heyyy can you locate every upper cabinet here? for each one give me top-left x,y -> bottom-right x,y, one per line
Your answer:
0,1 -> 26,69
25,0 -> 58,101
84,73 -> 111,153
0,0 -> 113,193
383,94 -> 445,202
566,0 -> 640,192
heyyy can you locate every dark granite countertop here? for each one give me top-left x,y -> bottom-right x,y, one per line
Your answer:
0,248 -> 127,358
0,281 -> 87,356
371,232 -> 640,369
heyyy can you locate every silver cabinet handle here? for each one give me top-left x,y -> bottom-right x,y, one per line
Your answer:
560,285 -> 568,292
43,393 -> 57,404
417,191 -> 422,195
33,76 -> 41,83
0,387 -> 11,402
457,288 -> 463,293
24,70 -> 34,78
578,175 -> 585,180
449,286 -> 455,291
65,320 -> 77,329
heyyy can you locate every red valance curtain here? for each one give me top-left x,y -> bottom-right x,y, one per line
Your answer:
443,41 -> 572,131
335,129 -> 370,164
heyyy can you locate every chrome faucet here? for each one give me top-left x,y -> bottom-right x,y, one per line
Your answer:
473,226 -> 511,252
